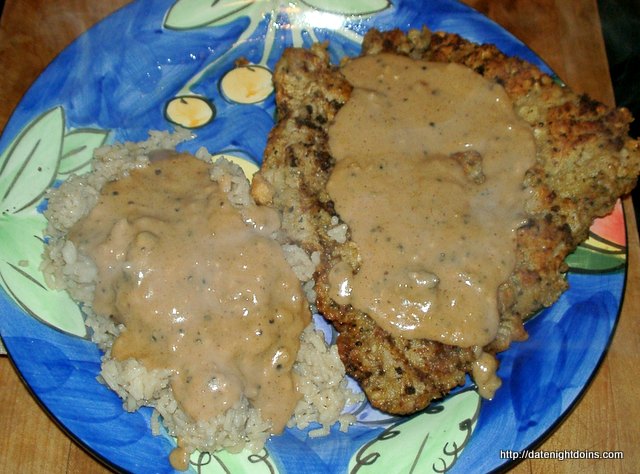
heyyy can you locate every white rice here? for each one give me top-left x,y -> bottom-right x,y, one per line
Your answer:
327,216 -> 349,244
41,130 -> 361,459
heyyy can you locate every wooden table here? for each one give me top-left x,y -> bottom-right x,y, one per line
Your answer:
1,1 -> 638,472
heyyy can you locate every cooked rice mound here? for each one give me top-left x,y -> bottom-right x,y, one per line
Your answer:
41,130 -> 360,459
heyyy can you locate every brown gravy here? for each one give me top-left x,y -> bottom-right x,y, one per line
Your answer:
327,53 -> 535,349
68,155 -> 310,436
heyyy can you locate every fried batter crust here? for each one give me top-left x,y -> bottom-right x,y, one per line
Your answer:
251,28 -> 640,415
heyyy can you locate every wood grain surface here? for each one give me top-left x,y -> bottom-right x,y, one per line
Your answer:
1,1 -> 638,473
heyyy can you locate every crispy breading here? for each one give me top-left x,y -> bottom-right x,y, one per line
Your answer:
252,28 -> 640,414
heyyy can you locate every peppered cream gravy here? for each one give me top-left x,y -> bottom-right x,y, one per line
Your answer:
68,155 -> 309,436
327,53 -> 535,348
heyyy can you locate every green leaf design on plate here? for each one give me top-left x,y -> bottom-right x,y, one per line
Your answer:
165,0 -> 257,30
189,448 -> 280,473
0,107 -> 64,215
565,244 -> 625,273
348,388 -> 481,473
300,0 -> 391,15
57,128 -> 109,177
0,211 -> 86,337
0,107 -> 110,338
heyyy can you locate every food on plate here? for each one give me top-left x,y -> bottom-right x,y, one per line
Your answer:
41,131 -> 359,470
250,27 -> 640,415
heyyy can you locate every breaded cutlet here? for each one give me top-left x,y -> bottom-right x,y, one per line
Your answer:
251,28 -> 640,414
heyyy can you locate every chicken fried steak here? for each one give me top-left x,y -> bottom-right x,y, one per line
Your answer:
251,28 -> 640,415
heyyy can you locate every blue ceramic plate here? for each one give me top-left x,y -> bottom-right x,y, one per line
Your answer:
0,1 -> 627,473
